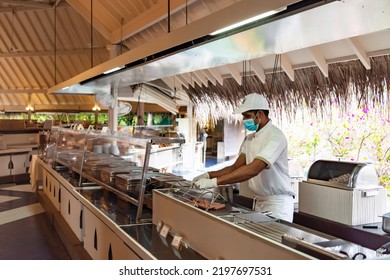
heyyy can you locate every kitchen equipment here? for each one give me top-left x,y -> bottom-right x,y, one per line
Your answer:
376,241 -> 390,255
100,164 -> 142,186
114,174 -> 143,195
380,212 -> 390,234
153,188 -> 351,260
299,160 -> 387,225
149,175 -> 186,188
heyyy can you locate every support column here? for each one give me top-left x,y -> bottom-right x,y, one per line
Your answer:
187,103 -> 195,143
137,103 -> 145,125
108,87 -> 119,132
147,113 -> 153,126
94,110 -> 99,129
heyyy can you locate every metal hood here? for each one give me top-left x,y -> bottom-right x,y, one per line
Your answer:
48,0 -> 390,97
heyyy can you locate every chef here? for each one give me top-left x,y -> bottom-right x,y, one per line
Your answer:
193,93 -> 295,222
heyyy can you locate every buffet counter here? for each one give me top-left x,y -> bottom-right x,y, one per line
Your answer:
33,156 -> 204,260
0,130 -> 40,183
0,146 -> 36,184
31,156 -> 390,260
31,128 -> 390,260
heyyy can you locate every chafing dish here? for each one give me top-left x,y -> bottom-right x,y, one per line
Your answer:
114,171 -> 167,193
100,165 -> 144,186
305,159 -> 380,189
83,161 -> 112,180
115,174 -> 143,195
149,175 -> 186,188
299,160 -> 387,225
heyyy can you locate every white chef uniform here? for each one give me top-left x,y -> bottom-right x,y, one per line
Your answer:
240,121 -> 295,222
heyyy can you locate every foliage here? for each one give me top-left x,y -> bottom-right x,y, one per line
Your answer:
152,113 -> 172,125
282,103 -> 390,190
117,113 -> 172,126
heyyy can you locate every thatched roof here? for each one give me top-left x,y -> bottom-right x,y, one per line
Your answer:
185,55 -> 390,124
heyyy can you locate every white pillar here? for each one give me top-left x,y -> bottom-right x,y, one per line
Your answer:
108,87 -> 119,132
187,103 -> 196,143
147,113 -> 153,126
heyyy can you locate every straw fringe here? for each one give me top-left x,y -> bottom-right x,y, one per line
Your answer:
185,55 -> 390,124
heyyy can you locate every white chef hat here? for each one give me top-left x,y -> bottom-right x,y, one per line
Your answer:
233,93 -> 270,114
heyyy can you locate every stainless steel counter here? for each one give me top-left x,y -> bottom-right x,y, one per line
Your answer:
294,211 -> 390,251
77,188 -> 204,260
33,157 -> 390,260
120,224 -> 205,260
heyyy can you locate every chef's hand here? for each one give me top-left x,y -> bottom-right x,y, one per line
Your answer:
194,178 -> 218,189
191,172 -> 209,183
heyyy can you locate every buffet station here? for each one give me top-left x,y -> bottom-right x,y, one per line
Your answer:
31,127 -> 390,260
294,160 -> 390,250
0,130 -> 39,184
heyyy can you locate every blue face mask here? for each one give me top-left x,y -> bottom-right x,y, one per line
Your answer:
243,118 -> 258,131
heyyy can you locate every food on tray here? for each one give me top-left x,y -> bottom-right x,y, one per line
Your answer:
192,198 -> 225,210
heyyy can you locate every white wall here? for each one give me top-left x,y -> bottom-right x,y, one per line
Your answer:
223,121 -> 245,159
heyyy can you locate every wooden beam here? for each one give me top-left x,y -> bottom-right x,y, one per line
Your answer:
250,59 -> 266,83
207,67 -> 224,86
0,47 -> 107,58
227,64 -> 242,85
166,76 -> 187,90
111,0 -> 198,44
346,37 -> 371,70
308,46 -> 328,77
176,75 -> 190,89
0,89 -> 46,94
0,0 -> 51,8
280,54 -> 294,81
160,76 -> 175,91
193,70 -> 209,87
188,72 -> 203,87
201,69 -> 217,86
179,73 -> 194,87
66,0 -> 111,41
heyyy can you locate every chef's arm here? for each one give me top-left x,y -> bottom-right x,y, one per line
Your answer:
214,158 -> 267,185
208,154 -> 246,179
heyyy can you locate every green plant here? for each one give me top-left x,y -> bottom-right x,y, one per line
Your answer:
282,104 -> 390,189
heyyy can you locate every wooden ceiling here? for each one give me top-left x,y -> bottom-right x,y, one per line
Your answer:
0,0 -> 239,111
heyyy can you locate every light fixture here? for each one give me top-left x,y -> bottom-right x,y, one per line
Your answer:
210,7 -> 286,36
26,93 -> 34,111
25,104 -> 34,111
103,66 -> 124,75
92,104 -> 101,111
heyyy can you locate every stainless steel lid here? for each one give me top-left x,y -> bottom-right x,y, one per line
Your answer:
307,160 -> 380,189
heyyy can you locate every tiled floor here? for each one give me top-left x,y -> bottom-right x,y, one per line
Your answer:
0,183 -> 70,260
